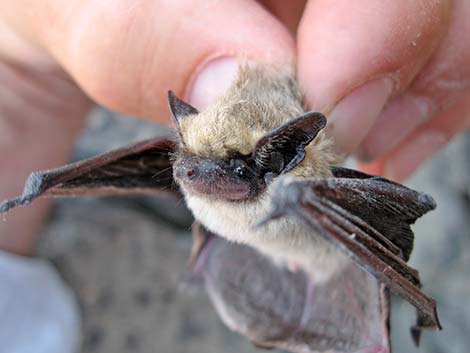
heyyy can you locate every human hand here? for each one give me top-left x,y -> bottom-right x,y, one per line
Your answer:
0,0 -> 295,120
294,0 -> 470,180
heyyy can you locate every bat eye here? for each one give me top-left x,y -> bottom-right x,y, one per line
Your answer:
234,165 -> 246,177
230,159 -> 248,177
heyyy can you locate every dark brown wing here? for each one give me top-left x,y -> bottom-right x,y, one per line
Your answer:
259,171 -> 441,344
189,224 -> 391,353
329,166 -> 429,261
0,138 -> 178,213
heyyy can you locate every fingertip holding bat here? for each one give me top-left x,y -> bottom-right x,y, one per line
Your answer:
0,64 -> 443,352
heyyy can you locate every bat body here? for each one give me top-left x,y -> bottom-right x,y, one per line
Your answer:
185,183 -> 350,279
172,65 -> 347,279
0,63 -> 441,352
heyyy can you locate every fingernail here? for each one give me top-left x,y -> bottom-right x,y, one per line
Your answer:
327,78 -> 394,155
385,131 -> 447,181
187,57 -> 239,110
358,95 -> 434,161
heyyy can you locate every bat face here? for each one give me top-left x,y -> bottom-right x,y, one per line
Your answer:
169,88 -> 328,203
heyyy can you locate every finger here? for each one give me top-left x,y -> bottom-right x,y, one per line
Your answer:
1,0 -> 295,122
297,0 -> 451,154
359,95 -> 470,181
359,0 -> 470,161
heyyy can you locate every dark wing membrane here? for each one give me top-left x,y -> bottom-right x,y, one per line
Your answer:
330,166 -> 436,261
189,224 -> 390,353
0,138 -> 178,213
263,177 -> 441,340
330,166 -> 393,180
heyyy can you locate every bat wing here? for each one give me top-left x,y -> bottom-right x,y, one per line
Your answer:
260,167 -> 441,344
189,224 -> 391,353
0,137 -> 178,213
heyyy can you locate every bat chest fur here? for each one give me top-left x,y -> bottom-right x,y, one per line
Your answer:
184,187 -> 350,280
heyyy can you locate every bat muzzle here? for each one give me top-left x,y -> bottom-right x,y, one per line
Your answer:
173,156 -> 252,201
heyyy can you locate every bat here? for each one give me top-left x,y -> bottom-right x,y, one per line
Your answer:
0,64 -> 440,352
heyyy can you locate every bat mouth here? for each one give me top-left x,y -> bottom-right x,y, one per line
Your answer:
181,178 -> 252,201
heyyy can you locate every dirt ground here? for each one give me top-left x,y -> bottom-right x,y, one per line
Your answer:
37,109 -> 469,353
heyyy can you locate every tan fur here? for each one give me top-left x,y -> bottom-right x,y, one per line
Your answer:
178,64 -> 340,171
178,64 -> 349,278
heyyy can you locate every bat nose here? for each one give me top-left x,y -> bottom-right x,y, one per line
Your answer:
174,164 -> 198,180
199,159 -> 223,178
185,168 -> 196,178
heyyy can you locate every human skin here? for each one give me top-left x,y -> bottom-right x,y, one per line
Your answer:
0,0 -> 469,255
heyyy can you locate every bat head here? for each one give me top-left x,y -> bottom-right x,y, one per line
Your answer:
168,91 -> 326,201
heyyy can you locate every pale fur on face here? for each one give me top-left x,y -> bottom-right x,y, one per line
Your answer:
177,64 -> 348,278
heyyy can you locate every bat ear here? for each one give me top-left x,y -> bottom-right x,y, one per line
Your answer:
253,112 -> 326,175
167,90 -> 199,126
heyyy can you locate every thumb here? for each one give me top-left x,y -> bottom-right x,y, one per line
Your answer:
297,0 -> 451,154
0,0 -> 295,122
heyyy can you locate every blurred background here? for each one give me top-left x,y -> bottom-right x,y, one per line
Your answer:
36,108 -> 469,353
